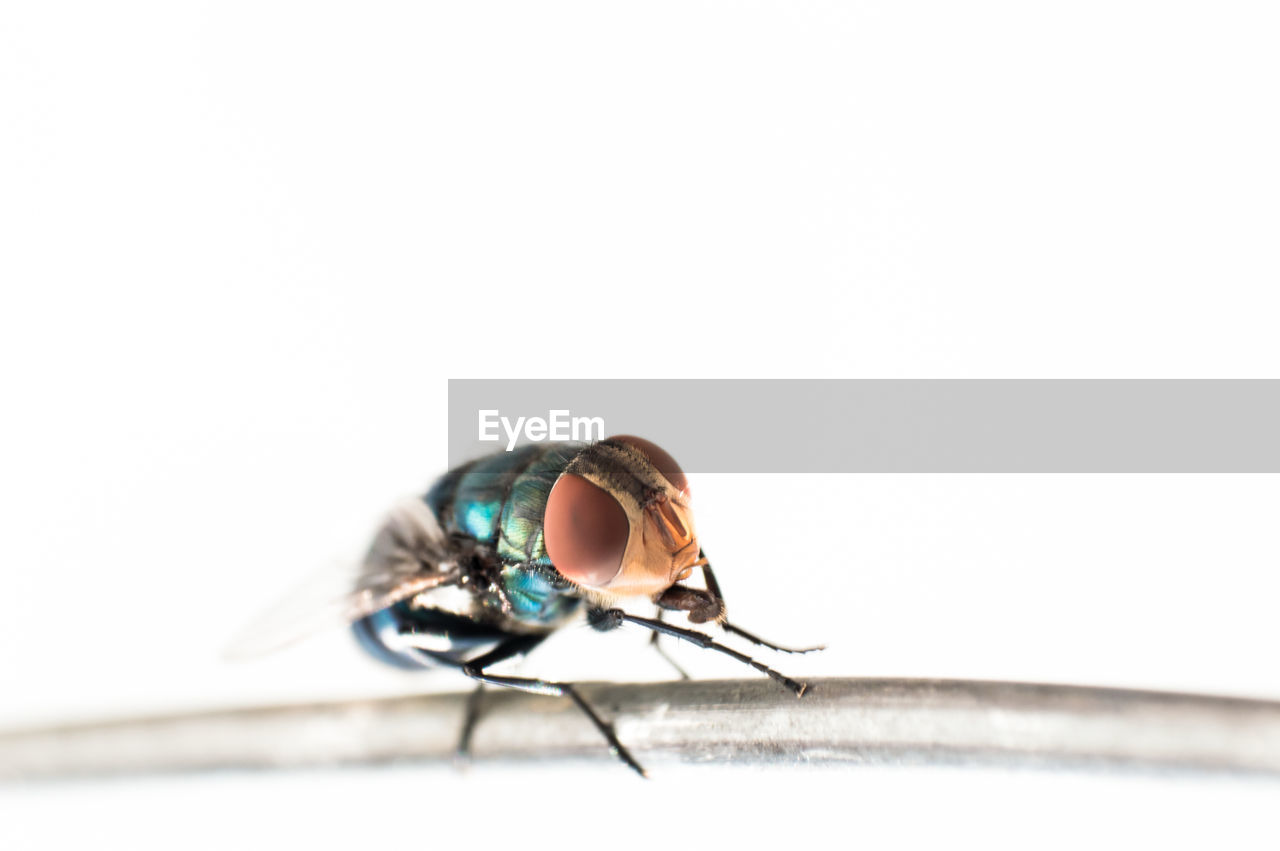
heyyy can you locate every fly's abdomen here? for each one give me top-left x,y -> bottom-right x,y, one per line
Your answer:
353,603 -> 512,670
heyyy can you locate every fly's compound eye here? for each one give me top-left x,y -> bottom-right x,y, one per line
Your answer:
609,435 -> 690,496
544,473 -> 629,587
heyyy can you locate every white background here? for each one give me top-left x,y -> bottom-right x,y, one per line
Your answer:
2,1 -> 1279,848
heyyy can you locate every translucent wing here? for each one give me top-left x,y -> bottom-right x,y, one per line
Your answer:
223,498 -> 463,660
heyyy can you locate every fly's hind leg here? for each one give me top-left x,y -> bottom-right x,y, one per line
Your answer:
459,635 -> 647,778
424,635 -> 543,769
454,683 -> 486,768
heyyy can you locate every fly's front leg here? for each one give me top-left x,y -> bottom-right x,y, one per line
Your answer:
435,635 -> 544,766
459,632 -> 647,778
602,608 -> 810,697
682,553 -> 825,654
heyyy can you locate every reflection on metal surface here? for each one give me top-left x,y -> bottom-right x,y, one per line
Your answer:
4,678 -> 1280,781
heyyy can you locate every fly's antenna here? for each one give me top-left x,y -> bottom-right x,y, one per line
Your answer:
689,555 -> 825,655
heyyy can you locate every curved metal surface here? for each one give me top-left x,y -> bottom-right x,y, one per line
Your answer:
3,678 -> 1280,781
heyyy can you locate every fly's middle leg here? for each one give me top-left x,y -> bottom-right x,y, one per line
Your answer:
456,634 -> 648,778
648,609 -> 691,680
588,605 -> 690,680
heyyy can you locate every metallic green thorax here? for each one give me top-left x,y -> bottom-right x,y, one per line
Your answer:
424,443 -> 587,626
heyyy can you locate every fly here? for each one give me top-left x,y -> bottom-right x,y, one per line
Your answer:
229,435 -> 821,777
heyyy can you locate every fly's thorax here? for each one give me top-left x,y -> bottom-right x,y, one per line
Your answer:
544,437 -> 699,603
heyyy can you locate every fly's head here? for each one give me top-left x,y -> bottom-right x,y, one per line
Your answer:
544,435 -> 701,604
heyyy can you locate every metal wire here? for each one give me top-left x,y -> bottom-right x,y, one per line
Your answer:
4,678 -> 1280,781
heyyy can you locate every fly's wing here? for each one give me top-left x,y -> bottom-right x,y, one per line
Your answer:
223,498 -> 463,660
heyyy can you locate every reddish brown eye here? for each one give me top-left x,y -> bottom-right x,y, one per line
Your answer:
610,435 -> 690,495
544,473 -> 629,586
